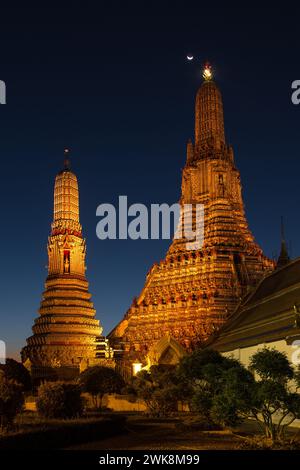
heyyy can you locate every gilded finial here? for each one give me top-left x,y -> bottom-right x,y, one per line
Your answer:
202,62 -> 213,81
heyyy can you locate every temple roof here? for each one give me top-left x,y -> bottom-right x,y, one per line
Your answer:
206,257 -> 300,352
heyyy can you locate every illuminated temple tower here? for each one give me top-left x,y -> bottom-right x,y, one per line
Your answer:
110,64 -> 274,375
22,151 -> 103,374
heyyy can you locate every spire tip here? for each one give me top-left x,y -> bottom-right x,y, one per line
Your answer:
202,62 -> 213,81
63,148 -> 71,170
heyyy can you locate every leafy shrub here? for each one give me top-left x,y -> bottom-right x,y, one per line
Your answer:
179,347 -> 300,442
0,359 -> 31,391
0,370 -> 24,430
36,382 -> 83,419
79,366 -> 124,409
130,365 -> 188,417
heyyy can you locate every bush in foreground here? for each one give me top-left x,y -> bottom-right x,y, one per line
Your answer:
0,370 -> 24,430
79,366 -> 124,409
179,347 -> 300,442
0,359 -> 31,391
36,382 -> 83,419
130,365 -> 189,417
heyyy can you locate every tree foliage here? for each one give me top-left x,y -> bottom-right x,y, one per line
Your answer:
79,366 -> 124,409
36,382 -> 83,419
249,347 -> 294,382
131,365 -> 190,417
0,358 -> 31,391
179,348 -> 253,426
247,348 -> 300,441
179,347 -> 300,442
0,370 -> 24,430
178,348 -> 224,383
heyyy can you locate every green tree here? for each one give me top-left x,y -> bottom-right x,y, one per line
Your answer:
0,370 -> 24,430
0,358 -> 31,391
36,382 -> 83,419
179,348 -> 249,425
131,365 -> 189,417
246,348 -> 300,441
184,347 -> 300,442
210,364 -> 256,427
79,366 -> 124,409
196,348 -> 300,442
178,349 -> 224,387
249,347 -> 294,382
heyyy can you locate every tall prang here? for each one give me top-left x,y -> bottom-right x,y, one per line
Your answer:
22,150 -> 102,372
110,64 -> 275,376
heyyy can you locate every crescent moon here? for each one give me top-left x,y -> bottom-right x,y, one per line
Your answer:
187,55 -> 194,61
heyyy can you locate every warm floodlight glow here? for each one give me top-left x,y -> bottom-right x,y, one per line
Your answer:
132,362 -> 142,375
202,63 -> 213,81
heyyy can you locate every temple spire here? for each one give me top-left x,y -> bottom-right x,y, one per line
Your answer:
53,151 -> 80,229
22,155 -> 102,373
63,148 -> 71,170
109,63 -> 275,371
277,216 -> 291,268
195,62 -> 225,153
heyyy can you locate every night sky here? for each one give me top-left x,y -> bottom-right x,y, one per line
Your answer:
1,3 -> 300,359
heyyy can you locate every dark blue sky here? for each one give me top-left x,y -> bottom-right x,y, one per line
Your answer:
1,3 -> 300,358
